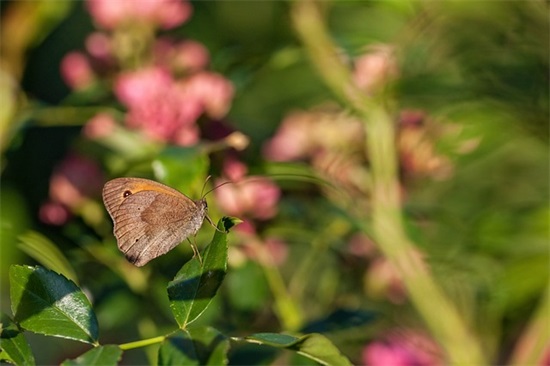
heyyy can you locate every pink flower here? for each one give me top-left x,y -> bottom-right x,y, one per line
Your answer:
115,67 -> 172,106
86,0 -> 192,30
263,111 -> 314,161
85,32 -> 113,64
39,201 -> 71,226
264,108 -> 364,163
49,154 -> 104,210
214,157 -> 280,220
399,109 -> 425,127
60,52 -> 95,90
83,113 -> 116,139
363,342 -> 418,366
182,72 -> 234,119
540,346 -> 550,366
154,38 -> 210,73
363,331 -> 444,366
353,45 -> 397,93
114,67 -> 203,145
347,233 -> 377,258
174,40 -> 210,72
214,176 -> 280,220
222,156 -> 248,181
231,222 -> 288,266
263,237 -> 289,266
365,257 -> 407,304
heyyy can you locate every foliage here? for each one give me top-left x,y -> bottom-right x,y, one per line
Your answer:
1,1 -> 548,365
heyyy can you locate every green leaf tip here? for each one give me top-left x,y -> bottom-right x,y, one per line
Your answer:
219,216 -> 242,232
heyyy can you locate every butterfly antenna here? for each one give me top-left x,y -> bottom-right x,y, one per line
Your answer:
200,175 -> 213,198
202,180 -> 233,198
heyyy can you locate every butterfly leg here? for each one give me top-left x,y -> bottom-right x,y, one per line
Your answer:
187,237 -> 203,265
205,214 -> 225,233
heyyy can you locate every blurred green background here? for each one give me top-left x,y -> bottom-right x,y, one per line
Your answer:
1,1 -> 548,365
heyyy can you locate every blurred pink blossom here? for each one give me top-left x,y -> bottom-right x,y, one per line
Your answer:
263,111 -> 312,161
263,108 -> 364,162
115,66 -> 172,106
174,40 -> 210,72
262,237 -> 289,266
83,113 -> 116,139
365,257 -> 407,304
39,201 -> 71,226
154,38 -> 210,73
347,233 -> 377,258
214,178 -> 280,220
86,0 -> 192,30
399,109 -> 426,127
214,160 -> 280,220
398,114 -> 453,181
240,236 -> 289,266
353,45 -> 397,93
60,52 -> 95,90
85,32 -> 113,64
540,346 -> 550,366
49,154 -> 104,210
222,156 -> 248,181
363,331 -> 444,366
182,72 -> 234,119
114,67 -> 203,145
231,222 -> 288,266
234,219 -> 256,235
41,154 -> 103,226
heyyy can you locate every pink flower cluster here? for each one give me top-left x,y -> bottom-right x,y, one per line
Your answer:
229,221 -> 289,267
214,157 -> 281,220
352,45 -> 397,93
86,0 -> 192,30
60,0 -> 234,146
113,66 -> 233,145
263,106 -> 367,193
40,154 -> 104,225
363,330 -> 444,366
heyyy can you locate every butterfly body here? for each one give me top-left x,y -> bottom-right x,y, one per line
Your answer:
102,177 -> 207,266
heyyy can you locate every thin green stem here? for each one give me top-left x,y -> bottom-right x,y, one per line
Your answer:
119,335 -> 166,350
249,238 -> 303,331
291,1 -> 487,364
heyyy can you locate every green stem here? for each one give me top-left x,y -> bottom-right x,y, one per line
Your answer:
250,238 -> 303,331
291,1 -> 487,364
119,335 -> 166,350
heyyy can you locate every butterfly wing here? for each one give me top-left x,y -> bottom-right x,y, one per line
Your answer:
102,178 -> 206,266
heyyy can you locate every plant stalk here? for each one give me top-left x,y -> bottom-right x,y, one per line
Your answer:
291,1 -> 487,364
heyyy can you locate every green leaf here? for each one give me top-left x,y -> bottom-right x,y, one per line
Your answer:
239,333 -> 352,366
290,333 -> 352,366
244,333 -> 300,347
61,345 -> 122,366
158,327 -> 229,366
0,314 -> 35,366
152,146 -> 209,195
9,265 -> 98,345
18,231 -> 78,284
167,217 -> 239,328
188,326 -> 229,366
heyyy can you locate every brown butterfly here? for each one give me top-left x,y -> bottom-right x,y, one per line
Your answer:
102,177 -> 211,266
